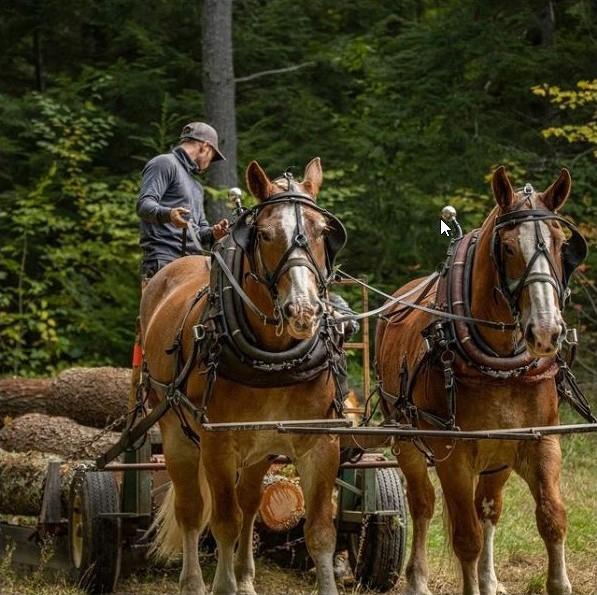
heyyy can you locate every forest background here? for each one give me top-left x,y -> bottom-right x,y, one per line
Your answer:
0,0 -> 595,382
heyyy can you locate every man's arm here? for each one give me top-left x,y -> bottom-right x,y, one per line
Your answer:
137,156 -> 175,224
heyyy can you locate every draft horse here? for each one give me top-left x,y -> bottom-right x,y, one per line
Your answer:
140,158 -> 347,595
376,167 -> 587,595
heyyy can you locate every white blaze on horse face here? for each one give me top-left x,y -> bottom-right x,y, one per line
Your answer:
518,220 -> 563,355
279,204 -> 322,339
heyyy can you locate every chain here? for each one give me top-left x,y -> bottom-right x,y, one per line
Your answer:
67,396 -> 146,461
353,512 -> 371,574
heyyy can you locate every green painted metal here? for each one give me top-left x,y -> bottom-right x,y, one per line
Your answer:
121,439 -> 152,527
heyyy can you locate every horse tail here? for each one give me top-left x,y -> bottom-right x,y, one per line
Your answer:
148,456 -> 212,562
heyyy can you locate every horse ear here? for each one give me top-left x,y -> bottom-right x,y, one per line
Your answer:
542,168 -> 571,212
245,161 -> 273,202
302,157 -> 323,199
491,165 -> 515,210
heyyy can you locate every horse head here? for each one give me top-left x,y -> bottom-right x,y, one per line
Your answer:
490,166 -> 584,357
241,158 -> 345,340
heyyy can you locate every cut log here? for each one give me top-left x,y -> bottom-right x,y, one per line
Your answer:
258,475 -> 305,532
0,413 -> 120,460
0,377 -> 52,422
0,367 -> 131,430
0,449 -> 80,516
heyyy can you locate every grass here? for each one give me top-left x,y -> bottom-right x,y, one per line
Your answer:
1,432 -> 596,594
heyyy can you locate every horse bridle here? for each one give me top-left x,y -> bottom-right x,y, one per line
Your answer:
232,173 -> 347,301
491,186 -> 588,316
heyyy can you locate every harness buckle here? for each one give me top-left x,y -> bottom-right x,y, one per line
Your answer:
565,327 -> 578,346
295,233 -> 308,247
193,324 -> 206,342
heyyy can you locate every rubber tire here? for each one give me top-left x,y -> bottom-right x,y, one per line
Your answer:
68,470 -> 121,594
350,468 -> 408,592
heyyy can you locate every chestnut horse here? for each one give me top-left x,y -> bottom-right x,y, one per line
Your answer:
140,158 -> 344,595
376,168 -> 582,595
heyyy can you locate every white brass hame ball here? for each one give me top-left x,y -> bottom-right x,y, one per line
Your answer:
441,205 -> 457,221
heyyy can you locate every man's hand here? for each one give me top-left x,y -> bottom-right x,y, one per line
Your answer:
212,218 -> 230,241
170,207 -> 190,228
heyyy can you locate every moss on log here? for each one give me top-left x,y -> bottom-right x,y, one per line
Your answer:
0,449 -> 81,516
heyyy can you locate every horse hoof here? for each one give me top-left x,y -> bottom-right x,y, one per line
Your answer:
546,580 -> 572,595
236,583 -> 257,595
404,586 -> 433,595
404,591 -> 433,595
496,582 -> 508,595
180,577 -> 206,595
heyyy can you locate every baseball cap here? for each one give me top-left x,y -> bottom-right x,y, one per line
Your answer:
179,122 -> 226,162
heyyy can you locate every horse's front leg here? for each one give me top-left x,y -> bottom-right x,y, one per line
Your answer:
202,439 -> 242,595
397,441 -> 435,595
234,458 -> 271,595
295,436 -> 340,595
437,453 -> 483,595
159,412 -> 207,595
516,437 -> 571,595
474,468 -> 511,595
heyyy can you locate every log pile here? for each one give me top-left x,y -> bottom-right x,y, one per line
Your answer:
0,367 -> 129,517
0,366 -> 312,537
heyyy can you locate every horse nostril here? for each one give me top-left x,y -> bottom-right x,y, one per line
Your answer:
283,302 -> 296,319
551,331 -> 561,346
525,323 -> 535,344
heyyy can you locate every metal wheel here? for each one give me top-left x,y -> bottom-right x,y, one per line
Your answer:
348,467 -> 408,592
68,470 -> 121,594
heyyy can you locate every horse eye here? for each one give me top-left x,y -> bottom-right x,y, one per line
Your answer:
504,245 -> 516,257
258,229 -> 273,242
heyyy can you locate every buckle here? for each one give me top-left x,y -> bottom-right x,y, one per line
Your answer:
193,324 -> 206,342
565,327 -> 578,345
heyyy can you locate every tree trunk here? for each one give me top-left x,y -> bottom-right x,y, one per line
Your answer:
202,0 -> 237,219
0,377 -> 51,421
0,414 -> 120,460
257,475 -> 305,532
0,449 -> 78,516
0,367 -> 130,430
538,0 -> 555,46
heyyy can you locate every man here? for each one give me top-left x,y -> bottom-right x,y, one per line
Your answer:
129,122 -> 229,409
137,121 -> 230,280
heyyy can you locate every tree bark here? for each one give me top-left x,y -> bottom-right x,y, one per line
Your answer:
0,367 -> 130,430
0,414 -> 120,460
0,449 -> 78,516
202,0 -> 237,219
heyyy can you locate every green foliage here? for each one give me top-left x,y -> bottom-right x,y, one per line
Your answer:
0,0 -> 595,375
0,90 -> 139,374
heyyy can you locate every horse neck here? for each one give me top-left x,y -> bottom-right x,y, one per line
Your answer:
242,261 -> 296,351
469,215 -> 521,355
